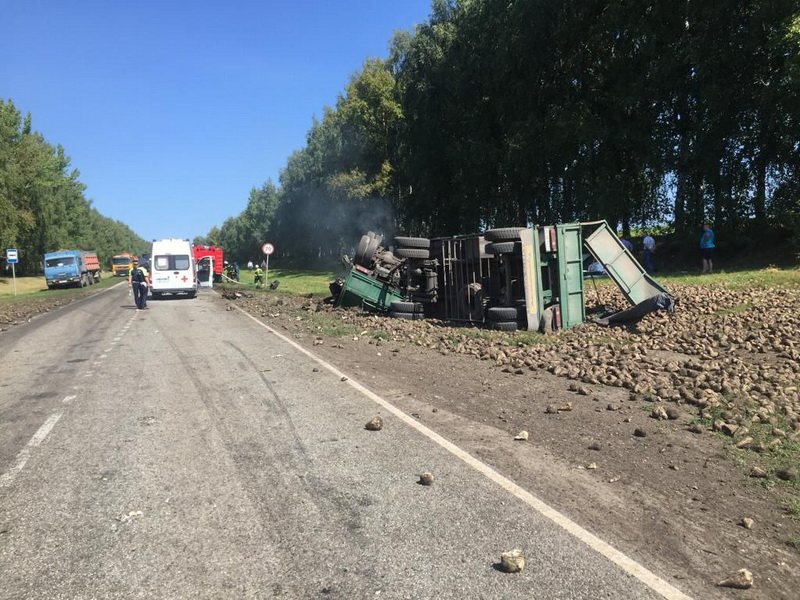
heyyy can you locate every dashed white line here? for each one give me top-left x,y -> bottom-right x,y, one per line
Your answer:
0,413 -> 63,488
235,306 -> 694,600
62,395 -> 77,404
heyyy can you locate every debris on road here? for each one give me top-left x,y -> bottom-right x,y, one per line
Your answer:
513,430 -> 529,441
500,549 -> 525,573
717,568 -> 754,589
365,416 -> 383,431
115,510 -> 143,523
418,472 -> 434,486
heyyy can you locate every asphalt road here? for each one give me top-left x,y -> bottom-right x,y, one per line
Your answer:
0,285 -> 685,599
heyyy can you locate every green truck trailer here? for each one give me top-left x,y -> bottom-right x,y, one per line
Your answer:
329,222 -> 673,332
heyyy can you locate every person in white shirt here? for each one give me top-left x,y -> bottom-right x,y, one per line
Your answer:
642,235 -> 656,271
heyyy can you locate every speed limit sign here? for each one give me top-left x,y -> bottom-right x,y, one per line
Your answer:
261,242 -> 274,256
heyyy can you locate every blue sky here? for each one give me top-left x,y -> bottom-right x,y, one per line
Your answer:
1,0 -> 432,242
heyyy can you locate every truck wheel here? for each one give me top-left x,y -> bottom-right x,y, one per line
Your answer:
484,227 -> 523,242
389,310 -> 423,320
364,235 -> 382,263
187,290 -> 197,299
394,236 -> 430,249
394,248 -> 430,259
488,320 -> 518,332
485,241 -> 520,255
390,300 -> 424,313
486,306 -> 519,321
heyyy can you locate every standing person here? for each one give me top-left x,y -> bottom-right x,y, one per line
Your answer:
253,265 -> 264,288
642,234 -> 656,272
247,259 -> 254,271
621,237 -> 634,253
128,260 -> 150,309
128,259 -> 141,307
700,223 -> 715,273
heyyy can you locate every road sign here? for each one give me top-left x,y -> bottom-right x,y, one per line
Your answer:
6,249 -> 18,264
261,242 -> 274,256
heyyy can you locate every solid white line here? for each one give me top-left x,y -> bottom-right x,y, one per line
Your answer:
235,306 -> 694,600
0,413 -> 63,488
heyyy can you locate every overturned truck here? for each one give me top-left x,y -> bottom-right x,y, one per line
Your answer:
328,222 -> 674,332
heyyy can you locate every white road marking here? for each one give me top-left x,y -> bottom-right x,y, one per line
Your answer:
104,347 -> 113,353
62,395 -> 77,404
236,306 -> 694,600
0,413 -> 63,488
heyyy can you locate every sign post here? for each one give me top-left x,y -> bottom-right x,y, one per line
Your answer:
261,242 -> 274,287
6,249 -> 18,297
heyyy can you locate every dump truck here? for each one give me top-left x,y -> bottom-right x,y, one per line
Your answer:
44,250 -> 102,289
328,222 -> 673,332
111,253 -> 137,277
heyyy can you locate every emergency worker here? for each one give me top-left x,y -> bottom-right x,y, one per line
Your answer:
253,265 -> 264,288
129,260 -> 150,309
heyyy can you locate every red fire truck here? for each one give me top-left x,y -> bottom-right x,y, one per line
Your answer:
192,245 -> 224,283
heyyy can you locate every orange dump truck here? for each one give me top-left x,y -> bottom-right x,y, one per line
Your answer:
111,253 -> 137,277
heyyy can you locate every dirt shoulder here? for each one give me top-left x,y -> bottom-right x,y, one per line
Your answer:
224,283 -> 799,600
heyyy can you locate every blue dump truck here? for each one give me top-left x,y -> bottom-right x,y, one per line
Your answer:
44,250 -> 102,289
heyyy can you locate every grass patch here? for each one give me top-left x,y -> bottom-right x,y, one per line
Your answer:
302,312 -> 361,338
657,267 -> 800,289
787,536 -> 800,550
785,497 -> 800,521
0,275 -> 121,302
222,267 -> 337,297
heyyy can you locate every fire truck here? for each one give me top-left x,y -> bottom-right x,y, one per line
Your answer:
192,245 -> 224,283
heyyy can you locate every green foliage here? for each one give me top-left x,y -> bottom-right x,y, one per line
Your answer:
204,0 -> 800,262
0,99 -> 148,273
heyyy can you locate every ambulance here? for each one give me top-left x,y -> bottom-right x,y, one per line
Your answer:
150,238 -> 197,298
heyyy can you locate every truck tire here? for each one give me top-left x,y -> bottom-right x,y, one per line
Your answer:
484,227 -> 523,242
390,300 -> 424,314
488,320 -> 518,332
389,310 -> 424,320
394,248 -> 430,259
486,306 -> 519,321
394,236 -> 430,249
187,290 -> 197,299
364,235 -> 382,263
485,241 -> 520,255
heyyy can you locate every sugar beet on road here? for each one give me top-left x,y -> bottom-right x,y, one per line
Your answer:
0,287 -> 670,599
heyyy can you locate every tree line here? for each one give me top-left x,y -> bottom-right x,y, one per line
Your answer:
206,0 -> 799,265
0,99 -> 149,275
